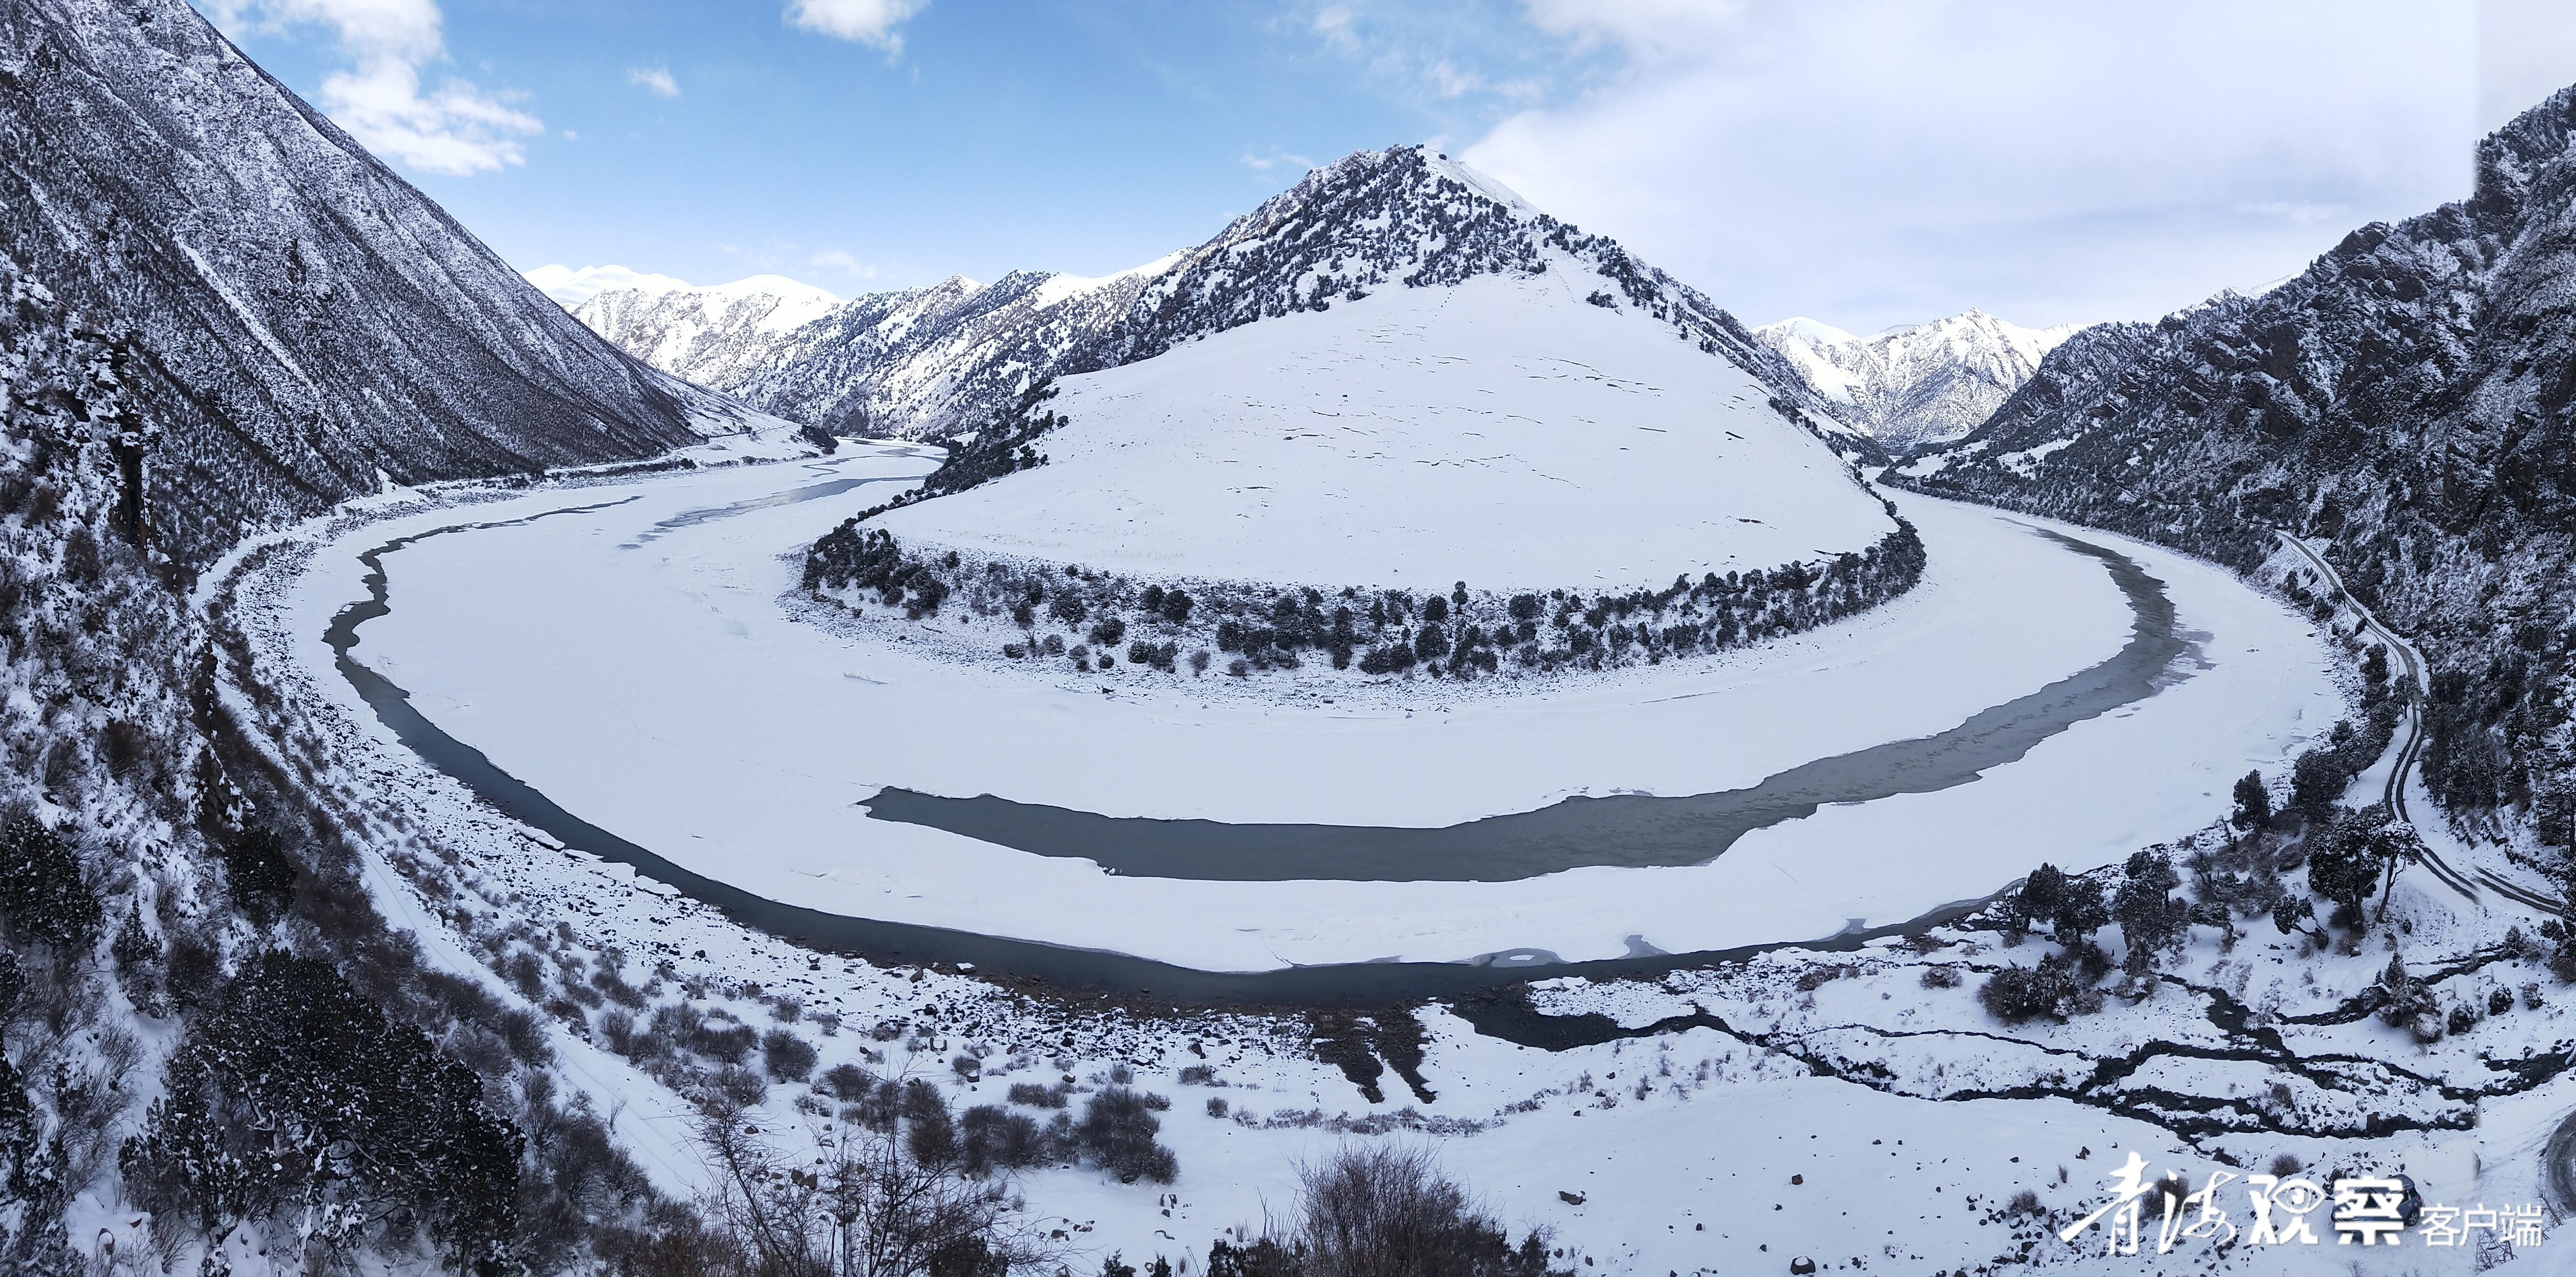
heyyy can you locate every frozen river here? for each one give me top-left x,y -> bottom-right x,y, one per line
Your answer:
291,442 -> 2346,976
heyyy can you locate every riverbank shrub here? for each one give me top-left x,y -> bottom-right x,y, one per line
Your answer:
805,505 -> 1928,688
1078,1088 -> 1178,1184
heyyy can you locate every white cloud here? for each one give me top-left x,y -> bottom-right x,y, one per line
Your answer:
785,0 -> 927,52
1464,0 -> 2479,332
627,65 -> 679,98
1295,2 -> 1554,112
2480,0 -> 2576,129
2237,200 -> 2350,226
205,0 -> 540,175
1239,149 -> 1317,174
808,248 -> 878,279
522,264 -> 692,307
1422,59 -> 1479,99
1311,5 -> 1358,53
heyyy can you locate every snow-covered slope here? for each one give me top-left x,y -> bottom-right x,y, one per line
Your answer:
873,268 -> 1889,590
1756,309 -> 2083,452
565,274 -> 843,399
0,0 -> 755,565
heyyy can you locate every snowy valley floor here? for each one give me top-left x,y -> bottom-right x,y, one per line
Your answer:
195,446 -> 2576,1274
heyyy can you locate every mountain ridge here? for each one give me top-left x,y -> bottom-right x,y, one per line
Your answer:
1896,81 -> 2576,834
0,0 -> 758,566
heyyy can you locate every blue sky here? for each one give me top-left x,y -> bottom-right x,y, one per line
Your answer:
204,1 -> 1596,297
200,1 -> 2572,334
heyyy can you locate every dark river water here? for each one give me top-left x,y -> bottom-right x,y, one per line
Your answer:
326,477 -> 2187,1007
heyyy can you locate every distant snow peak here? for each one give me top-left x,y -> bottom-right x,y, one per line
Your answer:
525,263 -> 693,308
568,271 -> 847,395
1755,309 -> 2086,451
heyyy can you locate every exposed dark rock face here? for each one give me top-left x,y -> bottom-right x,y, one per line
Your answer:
0,0 -> 725,566
1900,84 -> 2576,834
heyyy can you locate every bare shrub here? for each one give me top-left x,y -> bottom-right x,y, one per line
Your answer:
502,950 -> 546,1000
710,1065 -> 769,1107
903,1079 -> 957,1167
1288,1144 -> 1565,1277
819,1062 -> 879,1102
1078,1088 -> 1176,1185
957,1106 -> 1050,1177
762,1029 -> 817,1081
1006,1081 -> 1066,1109
693,1096 -> 1056,1276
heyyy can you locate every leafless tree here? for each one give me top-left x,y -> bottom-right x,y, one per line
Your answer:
693,1095 -> 1057,1277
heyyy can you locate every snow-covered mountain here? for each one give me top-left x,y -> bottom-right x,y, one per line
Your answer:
565,147 -> 1873,464
1755,309 -> 2083,451
550,255 -> 1191,437
564,274 -> 842,402
1899,81 -> 2576,832
808,147 -> 1912,681
0,0 -> 764,566
731,259 -> 1190,436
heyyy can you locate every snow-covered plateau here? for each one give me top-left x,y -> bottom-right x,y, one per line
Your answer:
270,442 -> 2342,972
